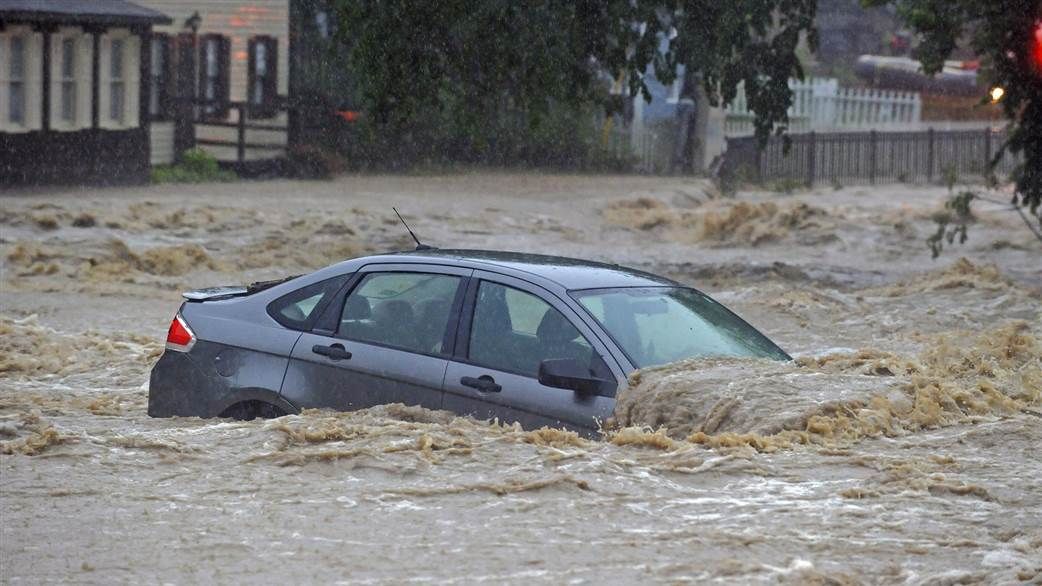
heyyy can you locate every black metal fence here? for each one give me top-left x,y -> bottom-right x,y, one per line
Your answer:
719,128 -> 1019,187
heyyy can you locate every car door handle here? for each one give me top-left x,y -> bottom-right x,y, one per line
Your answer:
312,343 -> 352,361
460,375 -> 501,393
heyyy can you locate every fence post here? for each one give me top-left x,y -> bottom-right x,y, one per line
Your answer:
984,127 -> 992,171
173,98 -> 196,162
926,128 -> 935,183
869,130 -> 878,184
806,131 -> 816,187
236,104 -> 246,164
755,143 -> 763,184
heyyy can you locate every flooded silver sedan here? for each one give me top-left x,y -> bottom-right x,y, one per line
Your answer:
2,175 -> 1040,583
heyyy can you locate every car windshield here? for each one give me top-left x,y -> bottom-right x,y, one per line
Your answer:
572,287 -> 789,368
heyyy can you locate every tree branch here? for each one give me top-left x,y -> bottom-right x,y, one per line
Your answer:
971,194 -> 1042,245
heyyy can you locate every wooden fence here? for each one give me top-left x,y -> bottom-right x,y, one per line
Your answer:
175,98 -> 290,174
719,127 -> 1019,187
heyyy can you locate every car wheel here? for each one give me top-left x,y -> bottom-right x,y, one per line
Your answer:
220,400 -> 286,421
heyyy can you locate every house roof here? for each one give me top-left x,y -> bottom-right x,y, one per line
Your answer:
0,0 -> 172,26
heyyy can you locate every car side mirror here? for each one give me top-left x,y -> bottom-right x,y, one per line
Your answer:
538,358 -> 608,394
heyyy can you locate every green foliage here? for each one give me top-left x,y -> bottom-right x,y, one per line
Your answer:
331,1 -> 817,166
662,1 -> 817,147
151,149 -> 237,184
718,162 -> 758,195
927,190 -> 976,258
864,0 -> 1042,233
941,165 -> 959,191
766,178 -> 804,194
285,145 -> 348,179
342,97 -> 635,170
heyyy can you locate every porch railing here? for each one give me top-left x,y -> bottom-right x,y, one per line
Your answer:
175,98 -> 291,165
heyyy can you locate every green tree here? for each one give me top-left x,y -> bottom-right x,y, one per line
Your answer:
332,1 -> 816,164
864,0 -> 1042,243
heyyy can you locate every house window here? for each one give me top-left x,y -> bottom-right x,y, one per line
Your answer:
199,34 -> 229,118
48,29 -> 91,129
9,36 -> 26,125
100,30 -> 140,129
149,34 -> 170,119
50,29 -> 92,130
1,28 -> 43,132
247,36 -> 277,118
109,38 -> 125,123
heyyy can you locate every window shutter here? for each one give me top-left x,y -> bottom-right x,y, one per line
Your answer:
246,36 -> 257,115
0,34 -> 8,128
174,33 -> 195,100
0,34 -> 8,130
0,33 -> 7,109
196,35 -> 208,115
162,35 -> 175,117
25,31 -> 44,130
218,35 -> 230,118
77,33 -> 93,129
264,37 -> 278,116
98,35 -> 111,128
125,34 -> 140,128
49,32 -> 63,129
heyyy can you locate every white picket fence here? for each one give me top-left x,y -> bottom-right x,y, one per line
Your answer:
725,78 -> 922,136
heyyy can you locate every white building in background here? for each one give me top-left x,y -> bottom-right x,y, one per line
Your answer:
0,0 -> 171,185
133,0 -> 291,166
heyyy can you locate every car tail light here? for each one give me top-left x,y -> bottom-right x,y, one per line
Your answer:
166,314 -> 196,352
1032,21 -> 1042,75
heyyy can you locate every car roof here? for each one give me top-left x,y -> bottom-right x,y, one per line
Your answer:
362,249 -> 678,290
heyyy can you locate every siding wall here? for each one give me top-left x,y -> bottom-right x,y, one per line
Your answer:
150,121 -> 175,165
137,0 -> 290,164
2,128 -> 150,185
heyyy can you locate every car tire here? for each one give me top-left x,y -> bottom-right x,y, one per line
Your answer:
220,400 -> 287,421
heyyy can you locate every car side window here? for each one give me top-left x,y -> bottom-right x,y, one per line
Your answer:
267,275 -> 348,330
338,272 -> 461,354
468,281 -> 609,379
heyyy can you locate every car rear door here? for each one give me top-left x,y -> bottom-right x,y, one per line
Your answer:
441,270 -> 618,433
280,264 -> 471,412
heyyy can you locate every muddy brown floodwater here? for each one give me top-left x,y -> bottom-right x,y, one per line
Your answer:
2,174 -> 1041,584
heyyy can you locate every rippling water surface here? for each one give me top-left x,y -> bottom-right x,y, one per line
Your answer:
2,176 -> 1040,583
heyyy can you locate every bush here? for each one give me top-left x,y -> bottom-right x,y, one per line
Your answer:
151,149 -> 238,184
332,94 -> 642,172
765,178 -> 804,194
285,144 -> 348,179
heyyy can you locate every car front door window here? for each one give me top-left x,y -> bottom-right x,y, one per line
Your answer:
468,281 -> 606,379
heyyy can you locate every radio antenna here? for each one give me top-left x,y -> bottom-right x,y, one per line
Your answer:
393,207 -> 433,251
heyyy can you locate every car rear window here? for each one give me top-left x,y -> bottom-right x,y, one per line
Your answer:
338,272 -> 462,355
267,275 -> 349,330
